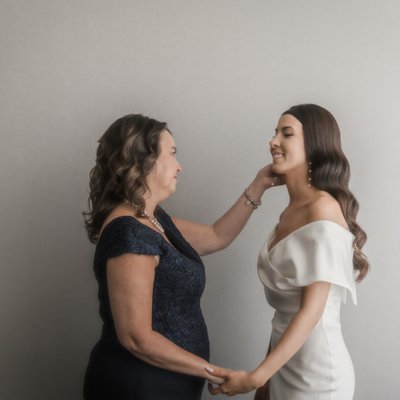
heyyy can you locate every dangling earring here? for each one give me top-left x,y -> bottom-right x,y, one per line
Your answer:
307,161 -> 312,187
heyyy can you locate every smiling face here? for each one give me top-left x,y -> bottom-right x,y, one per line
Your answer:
269,114 -> 308,176
146,129 -> 182,202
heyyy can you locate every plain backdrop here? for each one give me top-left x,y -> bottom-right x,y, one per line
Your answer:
1,1 -> 399,399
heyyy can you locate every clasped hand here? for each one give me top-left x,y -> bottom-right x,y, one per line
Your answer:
206,367 -> 257,396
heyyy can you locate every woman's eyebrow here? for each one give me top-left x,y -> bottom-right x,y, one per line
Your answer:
275,126 -> 294,133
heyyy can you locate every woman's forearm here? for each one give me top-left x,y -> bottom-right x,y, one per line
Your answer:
254,337 -> 272,397
252,307 -> 323,387
250,282 -> 331,387
121,329 -> 218,381
212,178 -> 267,249
173,165 -> 280,255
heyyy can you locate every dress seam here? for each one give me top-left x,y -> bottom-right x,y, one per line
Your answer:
321,318 -> 334,400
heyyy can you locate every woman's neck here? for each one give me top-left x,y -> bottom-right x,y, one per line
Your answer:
143,195 -> 159,217
285,173 -> 317,206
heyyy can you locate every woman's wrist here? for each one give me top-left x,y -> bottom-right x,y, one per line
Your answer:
244,187 -> 262,209
203,363 -> 216,378
250,368 -> 270,389
247,179 -> 267,201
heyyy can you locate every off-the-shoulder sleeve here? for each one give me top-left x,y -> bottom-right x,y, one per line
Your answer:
96,216 -> 163,262
271,221 -> 357,304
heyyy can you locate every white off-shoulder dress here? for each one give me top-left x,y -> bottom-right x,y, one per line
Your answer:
258,220 -> 357,400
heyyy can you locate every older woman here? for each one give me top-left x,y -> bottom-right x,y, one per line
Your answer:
82,114 -> 279,400
208,104 -> 369,400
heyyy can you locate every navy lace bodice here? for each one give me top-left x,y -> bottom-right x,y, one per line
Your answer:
93,207 -> 210,360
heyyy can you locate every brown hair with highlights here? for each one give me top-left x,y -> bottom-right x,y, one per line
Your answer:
283,104 -> 368,281
83,114 -> 168,243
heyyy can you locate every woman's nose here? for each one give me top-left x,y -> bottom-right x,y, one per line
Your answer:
269,135 -> 279,148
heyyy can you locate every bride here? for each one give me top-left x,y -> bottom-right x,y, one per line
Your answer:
208,104 -> 368,400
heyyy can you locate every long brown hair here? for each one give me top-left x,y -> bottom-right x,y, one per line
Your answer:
283,104 -> 368,281
83,114 -> 168,243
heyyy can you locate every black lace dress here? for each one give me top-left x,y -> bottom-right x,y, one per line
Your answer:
83,208 -> 210,400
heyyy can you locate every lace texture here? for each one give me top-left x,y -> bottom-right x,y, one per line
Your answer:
93,208 -> 210,360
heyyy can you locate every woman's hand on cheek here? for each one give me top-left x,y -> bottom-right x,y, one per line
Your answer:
255,164 -> 285,190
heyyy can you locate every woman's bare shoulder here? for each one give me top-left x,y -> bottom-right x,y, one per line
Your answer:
307,192 -> 347,228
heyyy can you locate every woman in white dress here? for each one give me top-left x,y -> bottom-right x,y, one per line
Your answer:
208,104 -> 369,399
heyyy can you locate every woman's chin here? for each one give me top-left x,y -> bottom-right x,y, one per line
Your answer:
168,185 -> 177,196
271,164 -> 281,174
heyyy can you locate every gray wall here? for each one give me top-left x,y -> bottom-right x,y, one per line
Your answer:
1,1 -> 399,399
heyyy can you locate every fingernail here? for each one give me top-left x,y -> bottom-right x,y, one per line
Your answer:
206,367 -> 214,373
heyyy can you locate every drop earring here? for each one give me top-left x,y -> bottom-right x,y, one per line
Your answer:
307,161 -> 312,187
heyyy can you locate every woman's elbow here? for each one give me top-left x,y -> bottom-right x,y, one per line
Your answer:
197,239 -> 227,256
212,234 -> 231,253
299,305 -> 325,325
299,304 -> 325,326
117,330 -> 152,356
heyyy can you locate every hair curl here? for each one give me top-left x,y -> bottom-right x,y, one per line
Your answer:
282,104 -> 368,281
83,114 -> 168,243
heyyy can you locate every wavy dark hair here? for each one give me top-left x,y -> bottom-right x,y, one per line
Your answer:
282,104 -> 368,281
83,114 -> 168,243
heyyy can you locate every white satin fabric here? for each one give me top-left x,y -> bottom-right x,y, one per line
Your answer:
258,220 -> 357,400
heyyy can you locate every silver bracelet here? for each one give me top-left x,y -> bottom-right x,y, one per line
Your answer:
244,188 -> 262,209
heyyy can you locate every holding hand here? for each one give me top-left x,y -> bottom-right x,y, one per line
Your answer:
206,367 -> 260,396
205,366 -> 225,385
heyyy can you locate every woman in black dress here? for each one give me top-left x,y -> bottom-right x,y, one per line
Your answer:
82,114 -> 280,399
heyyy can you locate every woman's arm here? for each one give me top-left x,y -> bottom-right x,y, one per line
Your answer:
253,338 -> 272,400
173,164 -> 281,256
107,253 -> 223,384
208,281 -> 331,395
